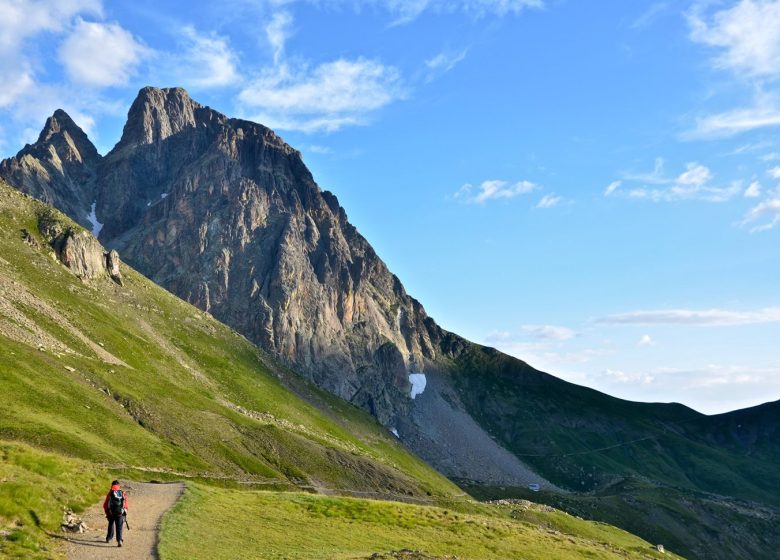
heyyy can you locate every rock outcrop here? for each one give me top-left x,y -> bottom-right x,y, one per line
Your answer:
0,110 -> 99,228
36,209 -> 124,284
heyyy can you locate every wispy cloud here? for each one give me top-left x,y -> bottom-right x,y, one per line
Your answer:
604,180 -> 622,196
266,11 -> 293,65
167,26 -> 240,89
611,161 -> 740,202
688,0 -> 780,78
536,193 -> 563,208
629,2 -> 668,30
744,181 -> 762,198
686,1 -> 780,137
685,98 -> 780,138
380,0 -> 544,25
453,179 -> 537,203
637,334 -> 655,347
741,198 -> 780,232
521,324 -> 576,341
238,58 -> 405,133
598,307 -> 780,326
425,49 -> 468,80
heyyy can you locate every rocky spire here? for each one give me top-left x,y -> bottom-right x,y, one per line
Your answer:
0,109 -> 100,228
116,86 -> 203,147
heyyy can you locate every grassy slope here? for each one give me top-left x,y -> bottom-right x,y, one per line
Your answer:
0,442 -> 104,559
449,346 -> 780,501
0,181 -> 455,498
158,484 -> 680,560
447,346 -> 780,559
0,182 -> 681,559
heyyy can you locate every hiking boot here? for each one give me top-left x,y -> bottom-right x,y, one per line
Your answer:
118,541 -> 122,548
105,537 -> 110,543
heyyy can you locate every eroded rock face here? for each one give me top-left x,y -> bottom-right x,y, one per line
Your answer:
106,249 -> 123,285
56,230 -> 106,280
0,110 -> 99,228
99,88 -> 446,423
37,210 -> 124,284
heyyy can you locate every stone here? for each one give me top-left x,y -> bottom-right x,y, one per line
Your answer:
105,249 -> 123,285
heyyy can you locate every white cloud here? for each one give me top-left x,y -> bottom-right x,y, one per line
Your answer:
686,100 -> 780,138
425,49 -> 468,80
599,307 -> 780,326
172,27 -> 239,89
602,368 -> 655,385
623,156 -> 667,184
768,165 -> 780,179
521,324 -> 576,341
238,58 -> 404,133
762,151 -> 780,161
637,334 -> 655,347
536,193 -> 562,208
380,0 -> 544,25
741,198 -> 780,231
614,161 -> 740,202
266,11 -> 293,65
306,144 -> 332,154
630,2 -> 668,30
58,19 -> 150,87
0,66 -> 35,108
0,0 -> 102,109
676,162 -> 712,187
0,0 -> 102,50
688,0 -> 780,78
744,181 -> 762,198
604,180 -> 621,196
454,179 -> 537,203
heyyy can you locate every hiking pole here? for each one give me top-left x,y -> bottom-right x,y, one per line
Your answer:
124,513 -> 130,531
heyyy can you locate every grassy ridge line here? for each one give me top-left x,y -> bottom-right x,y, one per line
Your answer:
158,484 -> 681,560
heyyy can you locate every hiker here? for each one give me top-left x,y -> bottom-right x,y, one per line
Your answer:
103,480 -> 128,547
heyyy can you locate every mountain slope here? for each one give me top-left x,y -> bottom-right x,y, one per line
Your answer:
0,181 -> 680,560
0,179 -> 456,499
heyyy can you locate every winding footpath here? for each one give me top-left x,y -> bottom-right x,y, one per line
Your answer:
64,481 -> 184,560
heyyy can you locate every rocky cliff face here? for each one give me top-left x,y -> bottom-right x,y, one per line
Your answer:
105,88 -> 450,422
0,110 -> 99,228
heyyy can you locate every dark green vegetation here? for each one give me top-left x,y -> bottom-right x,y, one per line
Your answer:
159,484 -> 679,560
448,346 -> 780,558
0,181 -> 678,558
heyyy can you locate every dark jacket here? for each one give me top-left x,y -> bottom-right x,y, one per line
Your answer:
102,484 -> 128,517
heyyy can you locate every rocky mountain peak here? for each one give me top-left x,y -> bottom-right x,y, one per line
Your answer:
117,86 -> 203,147
32,108 -> 99,164
0,109 -> 99,227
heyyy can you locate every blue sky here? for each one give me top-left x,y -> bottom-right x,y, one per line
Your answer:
1,0 -> 779,414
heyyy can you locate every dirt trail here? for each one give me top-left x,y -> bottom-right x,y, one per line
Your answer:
64,481 -> 184,560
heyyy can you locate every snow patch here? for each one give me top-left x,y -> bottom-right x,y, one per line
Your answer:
86,202 -> 103,237
409,373 -> 427,399
160,192 -> 168,199
390,428 -> 399,438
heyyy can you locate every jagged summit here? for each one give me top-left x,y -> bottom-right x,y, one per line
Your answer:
116,86 -> 204,147
0,108 -> 99,226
